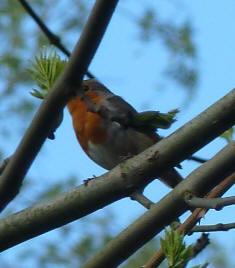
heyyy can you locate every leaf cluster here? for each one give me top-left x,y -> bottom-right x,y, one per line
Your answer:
160,228 -> 206,268
27,46 -> 67,99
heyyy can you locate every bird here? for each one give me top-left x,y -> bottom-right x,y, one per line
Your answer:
67,79 -> 183,188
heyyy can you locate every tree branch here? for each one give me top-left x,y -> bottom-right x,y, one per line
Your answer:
0,137 -> 234,263
130,191 -> 154,209
184,194 -> 235,210
79,143 -> 235,268
0,157 -> 11,175
0,0 -> 119,212
0,82 -> 234,257
0,87 -> 234,250
18,0 -> 94,79
193,233 -> 210,257
192,222 -> 235,233
143,172 -> 235,268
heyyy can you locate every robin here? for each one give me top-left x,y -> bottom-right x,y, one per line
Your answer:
67,79 -> 183,188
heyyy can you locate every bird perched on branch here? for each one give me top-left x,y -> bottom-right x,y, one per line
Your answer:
67,79 -> 182,188
28,49 -> 182,188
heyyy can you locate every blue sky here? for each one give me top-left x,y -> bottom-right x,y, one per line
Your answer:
2,1 -> 235,266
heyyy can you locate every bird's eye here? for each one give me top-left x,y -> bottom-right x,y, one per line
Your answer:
83,85 -> 89,91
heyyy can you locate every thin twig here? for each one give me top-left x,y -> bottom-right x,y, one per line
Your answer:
184,194 -> 235,210
18,0 -> 94,78
188,155 -> 207,163
192,222 -> 235,233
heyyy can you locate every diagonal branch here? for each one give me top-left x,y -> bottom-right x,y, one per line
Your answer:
18,0 -> 94,79
0,0 -> 119,212
79,142 -> 235,268
0,137 -> 234,256
0,157 -> 11,175
0,88 -> 234,250
143,172 -> 235,268
0,86 -> 234,253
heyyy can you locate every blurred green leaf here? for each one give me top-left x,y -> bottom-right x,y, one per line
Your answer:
220,128 -> 234,143
27,46 -> 67,99
160,228 -> 193,268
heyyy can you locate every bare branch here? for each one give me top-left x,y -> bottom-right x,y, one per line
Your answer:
192,222 -> 235,233
0,0 -> 119,212
18,0 -> 94,78
185,193 -> 235,210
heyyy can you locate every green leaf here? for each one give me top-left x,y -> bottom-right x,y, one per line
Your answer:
132,109 -> 179,131
160,228 -> 193,268
27,46 -> 67,99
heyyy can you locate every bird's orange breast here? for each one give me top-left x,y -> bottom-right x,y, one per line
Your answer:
67,89 -> 108,152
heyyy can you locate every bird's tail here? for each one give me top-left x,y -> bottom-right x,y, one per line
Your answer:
159,168 -> 183,188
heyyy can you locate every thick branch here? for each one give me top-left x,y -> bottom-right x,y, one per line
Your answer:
0,0 -> 119,212
18,0 -> 94,78
0,88 -> 234,250
185,194 -> 235,210
0,157 -> 11,175
0,87 -> 234,252
0,139 -> 234,256
79,142 -> 235,268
